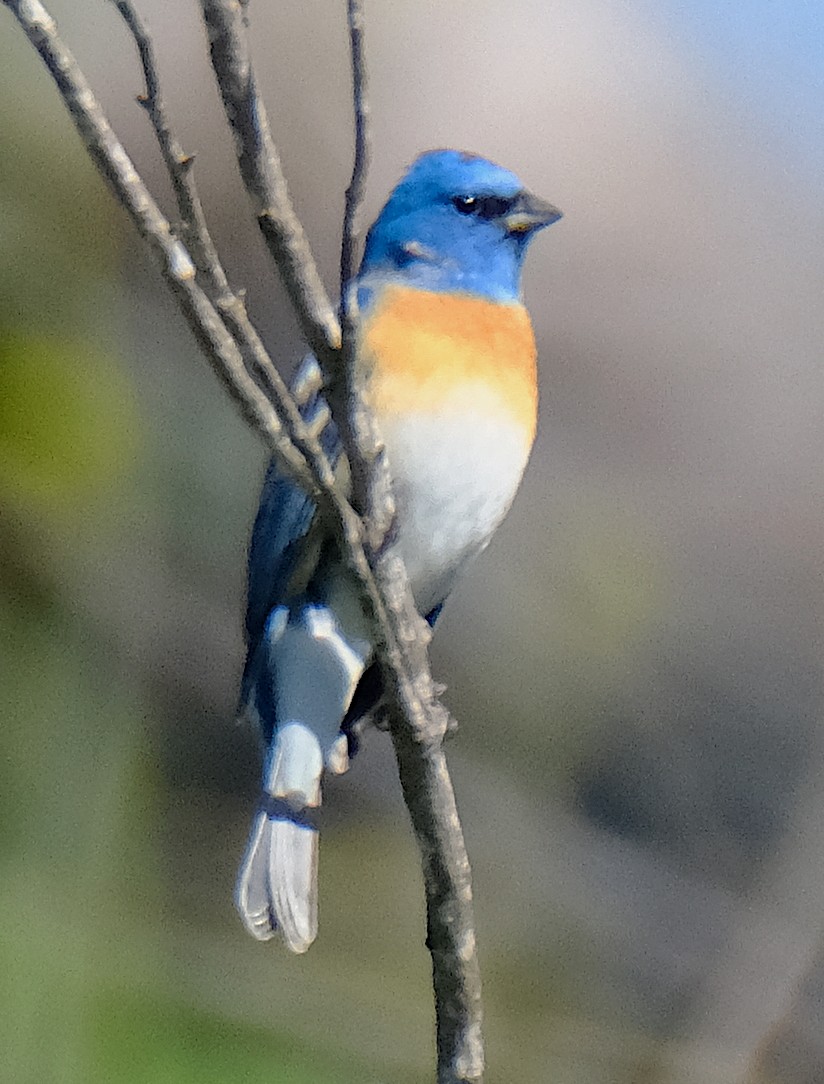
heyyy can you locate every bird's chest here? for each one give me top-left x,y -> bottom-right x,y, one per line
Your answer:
360,286 -> 538,612
379,402 -> 533,612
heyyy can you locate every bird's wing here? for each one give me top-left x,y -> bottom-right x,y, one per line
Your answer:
240,354 -> 443,737
241,357 -> 341,696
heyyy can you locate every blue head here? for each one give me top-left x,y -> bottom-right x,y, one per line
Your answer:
359,150 -> 562,303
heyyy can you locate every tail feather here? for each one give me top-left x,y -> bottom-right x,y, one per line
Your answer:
236,586 -> 372,952
269,819 -> 318,953
235,723 -> 323,953
235,810 -> 278,941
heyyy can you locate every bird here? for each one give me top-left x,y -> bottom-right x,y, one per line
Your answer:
235,149 -> 562,953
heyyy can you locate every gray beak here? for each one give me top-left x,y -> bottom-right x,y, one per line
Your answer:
505,190 -> 563,233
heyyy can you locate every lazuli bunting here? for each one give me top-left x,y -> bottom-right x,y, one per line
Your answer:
235,149 -> 561,952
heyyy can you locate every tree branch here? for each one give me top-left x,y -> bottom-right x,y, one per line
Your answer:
3,1 -> 485,1079
198,0 -> 341,374
339,0 -> 369,316
337,0 -> 389,542
110,0 -> 229,293
336,6 -> 483,1079
1,0 -> 329,494
109,0 -> 337,513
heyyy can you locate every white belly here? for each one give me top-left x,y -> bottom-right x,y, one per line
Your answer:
382,399 -> 533,614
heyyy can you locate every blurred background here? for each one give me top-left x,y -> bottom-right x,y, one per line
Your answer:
2,1 -> 823,1081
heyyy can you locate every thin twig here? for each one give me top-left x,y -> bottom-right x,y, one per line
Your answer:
198,0 -> 341,373
393,734 -> 485,1083
0,0 -> 324,494
110,0 -> 331,509
110,0 -> 229,293
337,0 -> 388,538
339,0 -> 369,313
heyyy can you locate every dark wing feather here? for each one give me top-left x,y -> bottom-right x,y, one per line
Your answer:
240,357 -> 340,708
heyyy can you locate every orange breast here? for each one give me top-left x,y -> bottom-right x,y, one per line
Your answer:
358,285 -> 538,440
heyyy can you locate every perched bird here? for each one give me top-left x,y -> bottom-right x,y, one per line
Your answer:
235,149 -> 561,952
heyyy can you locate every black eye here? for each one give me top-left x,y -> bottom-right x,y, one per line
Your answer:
451,195 -> 515,219
452,195 -> 478,215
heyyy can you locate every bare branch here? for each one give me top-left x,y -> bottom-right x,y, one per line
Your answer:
339,0 -> 369,312
389,704 -> 485,1083
0,0 -> 385,656
0,0 -> 331,495
337,0 -> 387,537
337,5 -> 484,1080
109,0 -> 229,293
198,0 -> 341,372
109,0 -> 337,515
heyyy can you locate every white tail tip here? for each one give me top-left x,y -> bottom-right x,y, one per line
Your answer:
236,808 -> 319,953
